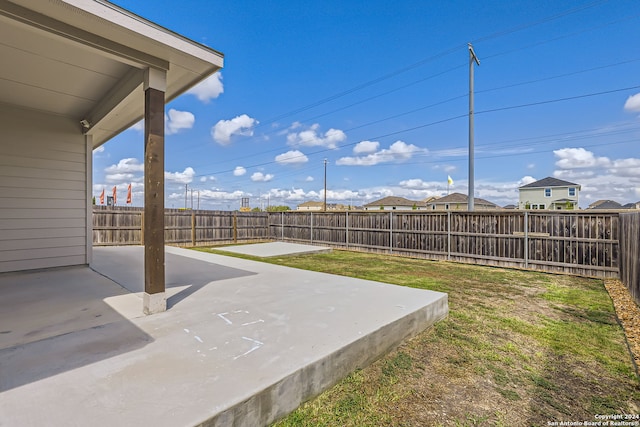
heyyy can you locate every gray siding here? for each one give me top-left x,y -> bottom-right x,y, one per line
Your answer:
0,105 -> 87,272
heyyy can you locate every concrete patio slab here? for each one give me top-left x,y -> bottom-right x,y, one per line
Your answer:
214,241 -> 332,258
0,245 -> 447,426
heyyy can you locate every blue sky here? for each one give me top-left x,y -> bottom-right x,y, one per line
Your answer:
93,0 -> 640,209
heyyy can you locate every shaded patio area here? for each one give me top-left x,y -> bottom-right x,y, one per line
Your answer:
0,245 -> 447,426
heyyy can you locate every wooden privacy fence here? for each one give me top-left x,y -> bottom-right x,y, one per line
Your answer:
93,207 -> 640,301
93,206 -> 269,246
619,212 -> 640,303
269,210 -> 620,278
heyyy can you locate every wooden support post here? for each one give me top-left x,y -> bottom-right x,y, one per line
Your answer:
143,68 -> 166,315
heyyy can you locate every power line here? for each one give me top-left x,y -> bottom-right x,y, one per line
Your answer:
193,84 -> 640,178
476,85 -> 640,115
253,1 -> 611,128
188,55 -> 639,172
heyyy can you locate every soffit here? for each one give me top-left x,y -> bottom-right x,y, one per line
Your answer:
0,0 -> 223,147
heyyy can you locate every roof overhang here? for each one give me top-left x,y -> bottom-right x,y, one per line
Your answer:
0,0 -> 224,147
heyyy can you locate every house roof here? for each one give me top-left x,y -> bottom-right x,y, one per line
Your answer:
428,192 -> 498,207
0,0 -> 224,147
364,196 -> 418,207
587,200 -> 622,209
622,202 -> 640,209
519,177 -> 579,189
298,201 -> 324,207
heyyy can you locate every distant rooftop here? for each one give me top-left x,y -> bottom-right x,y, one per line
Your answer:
519,177 -> 580,189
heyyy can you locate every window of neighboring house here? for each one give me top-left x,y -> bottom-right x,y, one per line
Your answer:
568,187 -> 576,197
544,188 -> 551,197
432,205 -> 436,210
532,204 -> 538,209
539,204 -> 545,209
393,206 -> 396,210
445,204 -> 450,210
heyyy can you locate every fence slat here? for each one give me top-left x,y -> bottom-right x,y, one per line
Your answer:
93,207 -> 638,290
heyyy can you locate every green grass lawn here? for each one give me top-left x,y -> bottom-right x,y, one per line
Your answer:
196,247 -> 640,426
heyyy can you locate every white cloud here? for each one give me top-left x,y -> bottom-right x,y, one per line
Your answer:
337,140 -> 426,166
275,150 -> 308,165
165,109 -> 195,135
518,176 -> 537,186
93,146 -> 105,153
553,147 -> 610,169
609,158 -> 640,177
200,176 -> 216,183
105,172 -> 138,183
233,166 -> 247,176
186,73 -> 224,103
624,92 -> 640,112
105,158 -> 144,174
305,176 -> 314,182
251,172 -> 274,182
553,169 -> 596,180
353,140 -> 379,154
165,167 -> 195,184
398,178 -> 430,190
212,114 -> 258,145
287,123 -> 346,149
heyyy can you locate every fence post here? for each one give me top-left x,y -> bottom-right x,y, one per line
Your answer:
447,211 -> 451,260
233,211 -> 238,243
310,212 -> 313,244
389,211 -> 393,253
191,210 -> 196,246
281,212 -> 284,241
346,211 -> 349,249
524,211 -> 529,268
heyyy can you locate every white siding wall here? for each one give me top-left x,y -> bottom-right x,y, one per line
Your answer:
0,105 -> 87,272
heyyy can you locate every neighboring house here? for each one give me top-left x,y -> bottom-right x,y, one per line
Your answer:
364,196 -> 422,211
425,193 -> 498,211
587,200 -> 623,210
622,201 -> 640,210
503,204 -> 517,209
422,196 -> 440,204
296,201 -> 347,211
518,177 -> 580,210
297,201 -> 324,211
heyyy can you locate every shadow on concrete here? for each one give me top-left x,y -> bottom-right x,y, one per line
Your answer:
0,266 -> 152,392
91,247 -> 257,309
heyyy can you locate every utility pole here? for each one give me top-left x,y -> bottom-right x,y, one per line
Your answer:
184,184 -> 188,209
323,158 -> 328,212
468,43 -> 480,212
